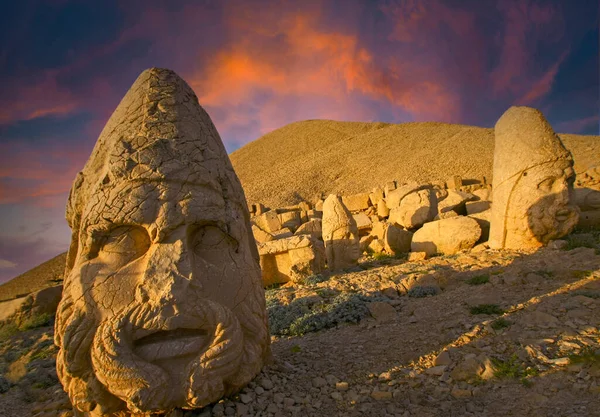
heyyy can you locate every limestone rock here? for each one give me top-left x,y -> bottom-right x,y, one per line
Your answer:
369,187 -> 384,206
294,218 -> 322,240
437,190 -> 476,215
278,211 -> 302,232
446,176 -> 463,190
367,302 -> 397,322
411,216 -> 481,256
258,235 -> 326,285
466,200 -> 491,215
377,199 -> 390,217
254,210 -> 282,233
352,212 -> 372,231
385,181 -> 421,209
252,224 -> 274,244
408,252 -> 428,262
271,228 -> 294,240
322,195 -> 360,271
0,285 -> 62,327
368,238 -> 385,254
55,68 -> 270,415
468,209 -> 491,242
342,193 -> 371,212
388,189 -> 438,229
488,106 -> 579,249
384,224 -> 413,254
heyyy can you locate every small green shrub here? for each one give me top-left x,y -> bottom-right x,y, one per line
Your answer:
565,233 -> 598,250
568,346 -> 600,365
572,290 -> 600,299
466,275 -> 489,285
572,270 -> 593,279
491,318 -> 511,330
407,286 -> 440,298
492,354 -> 538,386
0,323 -> 19,341
19,313 -> 53,331
470,304 -> 504,315
302,274 -> 329,286
268,293 -> 390,336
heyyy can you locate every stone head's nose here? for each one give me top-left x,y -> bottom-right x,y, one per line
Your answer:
137,238 -> 193,303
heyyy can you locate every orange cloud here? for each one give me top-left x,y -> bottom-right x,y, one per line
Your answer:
189,4 -> 460,140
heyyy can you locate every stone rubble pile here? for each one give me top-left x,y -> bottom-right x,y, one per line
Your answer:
250,106 -> 593,286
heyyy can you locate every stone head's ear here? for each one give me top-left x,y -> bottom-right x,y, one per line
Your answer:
65,172 -> 86,278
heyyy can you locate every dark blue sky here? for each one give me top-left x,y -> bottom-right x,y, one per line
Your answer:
0,0 -> 598,282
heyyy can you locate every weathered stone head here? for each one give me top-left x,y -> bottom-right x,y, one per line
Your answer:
55,68 -> 270,416
322,195 -> 360,271
488,106 -> 579,249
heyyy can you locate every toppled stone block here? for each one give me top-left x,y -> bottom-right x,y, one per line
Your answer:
385,181 -> 421,209
468,209 -> 491,242
271,228 -> 294,240
466,200 -> 491,215
0,285 -> 63,327
254,210 -> 283,233
278,211 -> 302,232
446,176 -> 463,190
342,193 -> 372,212
438,190 -> 476,215
258,235 -> 326,285
294,218 -> 322,240
388,189 -> 438,229
377,199 -> 390,218
411,216 -> 481,256
352,212 -> 373,231
369,187 -> 384,206
252,224 -> 274,243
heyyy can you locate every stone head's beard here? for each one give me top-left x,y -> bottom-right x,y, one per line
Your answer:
56,287 -> 268,415
527,196 -> 579,243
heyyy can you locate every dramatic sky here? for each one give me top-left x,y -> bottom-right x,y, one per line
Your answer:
0,0 -> 598,283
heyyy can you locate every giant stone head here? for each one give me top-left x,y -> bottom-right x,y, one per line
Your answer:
488,106 -> 580,249
55,68 -> 270,416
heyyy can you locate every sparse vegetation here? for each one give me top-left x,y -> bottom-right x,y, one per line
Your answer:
0,323 -> 19,341
301,274 -> 329,286
467,275 -> 489,285
407,286 -> 440,298
568,346 -> 600,365
491,318 -> 511,330
565,232 -> 599,251
571,270 -> 593,279
470,304 -> 505,315
572,290 -> 600,299
20,313 -> 53,331
492,354 -> 538,386
267,292 -> 390,336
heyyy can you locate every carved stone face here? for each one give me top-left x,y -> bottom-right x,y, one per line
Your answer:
322,195 -> 360,271
55,68 -> 269,416
489,106 -> 580,249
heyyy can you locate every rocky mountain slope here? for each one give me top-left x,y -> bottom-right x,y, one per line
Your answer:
229,120 -> 600,208
1,230 -> 599,416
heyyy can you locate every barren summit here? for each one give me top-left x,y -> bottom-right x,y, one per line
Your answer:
229,119 -> 600,209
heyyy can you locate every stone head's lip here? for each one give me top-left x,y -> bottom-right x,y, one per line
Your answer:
133,328 -> 210,362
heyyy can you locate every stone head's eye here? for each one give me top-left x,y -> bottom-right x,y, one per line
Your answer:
98,226 -> 150,266
192,225 -> 238,263
537,178 -> 555,193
